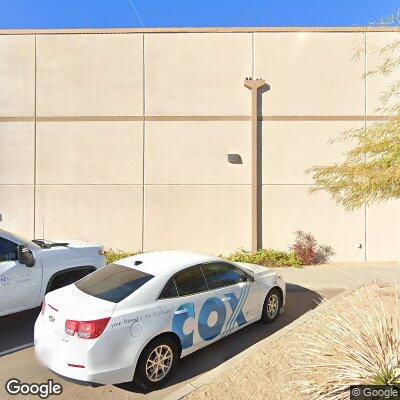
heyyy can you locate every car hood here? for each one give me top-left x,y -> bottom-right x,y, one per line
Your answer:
34,239 -> 105,270
34,238 -> 103,250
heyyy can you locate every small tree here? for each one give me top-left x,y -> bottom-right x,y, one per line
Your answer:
308,14 -> 400,210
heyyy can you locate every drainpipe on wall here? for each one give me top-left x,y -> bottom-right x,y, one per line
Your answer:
244,78 -> 266,252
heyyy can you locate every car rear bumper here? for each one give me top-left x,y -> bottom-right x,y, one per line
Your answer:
34,315 -> 136,385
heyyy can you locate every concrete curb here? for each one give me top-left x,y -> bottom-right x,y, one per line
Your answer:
0,342 -> 34,358
165,286 -> 359,400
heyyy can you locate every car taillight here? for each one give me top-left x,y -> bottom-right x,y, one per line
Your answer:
65,318 -> 110,339
65,319 -> 79,336
41,301 -> 46,315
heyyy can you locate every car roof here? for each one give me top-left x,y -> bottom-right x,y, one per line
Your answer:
115,250 -> 223,276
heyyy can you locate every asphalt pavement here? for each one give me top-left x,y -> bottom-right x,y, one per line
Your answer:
0,284 -> 342,400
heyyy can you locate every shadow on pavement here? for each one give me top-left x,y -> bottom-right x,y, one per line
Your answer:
116,284 -> 342,394
0,307 -> 40,353
0,285 -> 342,395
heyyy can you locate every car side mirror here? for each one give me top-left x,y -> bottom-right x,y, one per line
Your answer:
17,244 -> 35,268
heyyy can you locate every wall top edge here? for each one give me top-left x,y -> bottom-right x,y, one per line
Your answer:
0,26 -> 399,35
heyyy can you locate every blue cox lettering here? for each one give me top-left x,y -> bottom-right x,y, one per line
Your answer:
172,287 -> 249,349
172,303 -> 195,349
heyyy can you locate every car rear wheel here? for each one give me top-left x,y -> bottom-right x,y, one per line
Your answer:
135,336 -> 179,390
261,288 -> 281,323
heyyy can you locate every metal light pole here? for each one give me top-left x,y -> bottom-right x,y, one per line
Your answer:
244,78 -> 266,252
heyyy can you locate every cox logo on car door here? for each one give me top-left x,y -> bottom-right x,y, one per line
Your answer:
172,285 -> 250,349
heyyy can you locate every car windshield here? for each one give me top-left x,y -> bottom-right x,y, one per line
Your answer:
75,263 -> 154,303
0,228 -> 41,249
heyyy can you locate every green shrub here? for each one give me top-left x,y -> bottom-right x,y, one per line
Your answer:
106,250 -> 141,264
222,248 -> 301,268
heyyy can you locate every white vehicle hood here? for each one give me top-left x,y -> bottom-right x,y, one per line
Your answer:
35,238 -> 102,250
35,238 -> 104,270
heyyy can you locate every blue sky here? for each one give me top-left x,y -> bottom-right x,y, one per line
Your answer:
0,0 -> 399,29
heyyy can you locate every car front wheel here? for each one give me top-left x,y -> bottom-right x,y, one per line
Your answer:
135,336 -> 179,390
261,288 -> 281,323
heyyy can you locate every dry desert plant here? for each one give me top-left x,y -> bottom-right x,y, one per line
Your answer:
294,282 -> 400,400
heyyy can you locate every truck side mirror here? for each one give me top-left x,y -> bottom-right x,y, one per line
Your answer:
17,244 -> 35,268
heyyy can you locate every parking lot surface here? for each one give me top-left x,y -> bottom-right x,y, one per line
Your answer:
0,285 -> 341,400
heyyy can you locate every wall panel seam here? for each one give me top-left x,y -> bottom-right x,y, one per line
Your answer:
141,32 -> 146,252
33,35 -> 37,238
364,31 -> 368,262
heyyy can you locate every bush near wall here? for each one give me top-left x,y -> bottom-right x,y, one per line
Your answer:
223,231 -> 334,267
290,230 -> 335,265
106,250 -> 141,264
105,231 -> 334,267
223,248 -> 302,268
106,248 -> 301,268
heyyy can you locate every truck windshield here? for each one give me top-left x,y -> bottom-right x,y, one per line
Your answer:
76,264 -> 154,303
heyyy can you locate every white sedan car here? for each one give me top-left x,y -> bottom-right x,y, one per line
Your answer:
35,250 -> 285,390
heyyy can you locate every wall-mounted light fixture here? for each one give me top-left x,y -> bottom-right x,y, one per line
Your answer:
227,153 -> 242,164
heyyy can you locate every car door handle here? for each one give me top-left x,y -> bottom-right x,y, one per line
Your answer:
174,309 -> 188,315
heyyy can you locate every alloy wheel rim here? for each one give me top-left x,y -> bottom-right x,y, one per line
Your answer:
267,294 -> 279,318
145,344 -> 173,382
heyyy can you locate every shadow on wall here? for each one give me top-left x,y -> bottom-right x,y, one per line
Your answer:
257,83 -> 270,248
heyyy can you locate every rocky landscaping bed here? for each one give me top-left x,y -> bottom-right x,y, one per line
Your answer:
185,282 -> 400,400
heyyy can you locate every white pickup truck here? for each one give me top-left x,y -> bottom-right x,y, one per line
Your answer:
0,229 -> 106,317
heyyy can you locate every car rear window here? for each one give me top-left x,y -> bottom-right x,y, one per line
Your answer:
75,264 -> 154,303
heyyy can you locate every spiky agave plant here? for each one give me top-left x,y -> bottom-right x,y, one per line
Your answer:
294,283 -> 400,400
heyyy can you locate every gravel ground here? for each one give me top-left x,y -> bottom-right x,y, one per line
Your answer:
186,283 -> 399,400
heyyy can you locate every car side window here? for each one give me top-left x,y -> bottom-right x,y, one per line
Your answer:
173,265 -> 208,297
158,278 -> 179,299
0,237 -> 18,262
201,263 -> 249,290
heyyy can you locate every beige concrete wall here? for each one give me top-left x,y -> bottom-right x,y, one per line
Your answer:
145,33 -> 252,116
145,121 -> 251,184
262,121 -> 359,185
366,32 -> 400,115
0,36 -> 35,117
261,120 -> 366,261
144,185 -> 251,253
254,32 -> 365,116
35,185 -> 143,251
0,28 -> 398,260
36,122 -> 143,184
0,122 -> 35,185
0,36 -> 35,239
36,34 -> 143,116
366,200 -> 400,261
0,186 -> 34,239
262,185 -> 365,262
364,33 -> 400,261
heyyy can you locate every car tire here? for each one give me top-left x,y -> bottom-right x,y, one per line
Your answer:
135,336 -> 179,390
261,288 -> 281,323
